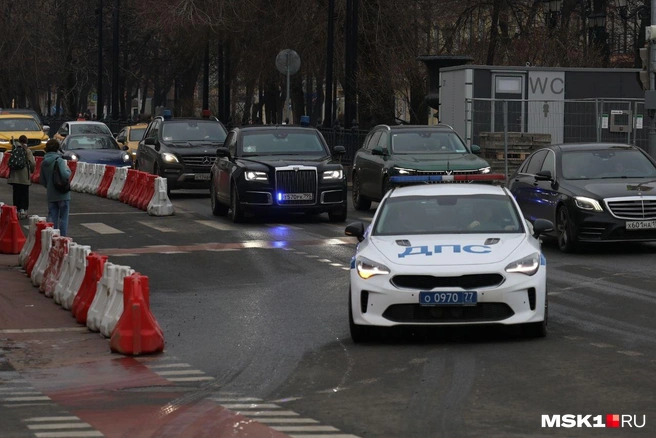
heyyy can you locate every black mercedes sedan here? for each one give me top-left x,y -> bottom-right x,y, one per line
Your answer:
209,126 -> 347,223
509,143 -> 656,252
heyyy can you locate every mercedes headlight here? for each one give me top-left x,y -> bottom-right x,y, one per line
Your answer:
322,170 -> 343,180
505,252 -> 540,276
245,171 -> 268,181
122,153 -> 131,162
479,166 -> 491,174
162,152 -> 178,163
0,139 -> 9,144
574,196 -> 603,212
70,153 -> 79,161
393,167 -> 416,175
356,256 -> 391,279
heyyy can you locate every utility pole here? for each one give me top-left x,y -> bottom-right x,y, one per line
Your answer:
203,40 -> 210,111
324,0 -> 335,127
111,0 -> 120,121
97,0 -> 103,120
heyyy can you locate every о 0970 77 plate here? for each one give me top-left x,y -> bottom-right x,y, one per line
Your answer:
419,291 -> 478,306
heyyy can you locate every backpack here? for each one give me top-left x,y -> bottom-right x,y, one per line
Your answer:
8,143 -> 27,170
52,158 -> 71,193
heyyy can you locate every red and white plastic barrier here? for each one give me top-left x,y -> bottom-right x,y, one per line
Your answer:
40,236 -> 72,297
31,227 -> 60,287
20,216 -> 46,267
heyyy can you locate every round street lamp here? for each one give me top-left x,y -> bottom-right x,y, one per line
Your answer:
548,0 -> 563,13
587,13 -> 607,29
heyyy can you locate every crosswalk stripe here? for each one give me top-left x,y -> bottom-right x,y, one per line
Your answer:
2,396 -> 50,402
221,403 -> 280,409
34,432 -> 103,438
237,410 -> 299,417
209,397 -> 262,402
155,370 -> 205,376
256,418 -> 319,424
138,221 -> 175,233
146,363 -> 191,369
4,403 -> 55,408
25,417 -> 80,422
195,220 -> 236,231
166,377 -> 215,382
81,223 -> 124,234
272,425 -> 339,432
28,423 -> 93,430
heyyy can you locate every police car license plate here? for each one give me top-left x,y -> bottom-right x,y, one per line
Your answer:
195,174 -> 210,181
419,291 -> 477,306
282,193 -> 313,201
626,220 -> 656,230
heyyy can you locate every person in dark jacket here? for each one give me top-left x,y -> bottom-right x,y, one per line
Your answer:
7,135 -> 36,219
40,140 -> 72,236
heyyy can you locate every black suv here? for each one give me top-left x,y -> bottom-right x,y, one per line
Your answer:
210,125 -> 348,222
351,124 -> 491,210
136,114 -> 228,191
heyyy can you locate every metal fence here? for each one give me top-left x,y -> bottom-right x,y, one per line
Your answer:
466,98 -> 647,150
317,127 -> 369,165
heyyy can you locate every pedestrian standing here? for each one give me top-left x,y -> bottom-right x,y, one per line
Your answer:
40,140 -> 72,236
7,135 -> 36,219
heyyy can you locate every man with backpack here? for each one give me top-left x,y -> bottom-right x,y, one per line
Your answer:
7,135 -> 36,219
40,139 -> 72,236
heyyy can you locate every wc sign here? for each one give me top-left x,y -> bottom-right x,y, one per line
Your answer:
527,71 -> 565,144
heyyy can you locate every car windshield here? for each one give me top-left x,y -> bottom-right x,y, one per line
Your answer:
71,124 -> 112,135
161,121 -> 227,143
65,136 -> 119,150
129,128 -> 145,141
240,131 -> 327,156
562,149 -> 656,179
0,118 -> 40,132
373,194 -> 523,235
391,131 -> 469,154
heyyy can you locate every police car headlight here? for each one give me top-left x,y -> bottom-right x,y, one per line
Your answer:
574,196 -> 603,212
162,152 -> 178,163
393,167 -> 416,175
322,170 -> 343,180
356,256 -> 391,279
245,171 -> 268,181
479,166 -> 491,174
505,252 -> 540,276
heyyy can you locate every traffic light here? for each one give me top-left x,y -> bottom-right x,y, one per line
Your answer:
639,47 -> 650,91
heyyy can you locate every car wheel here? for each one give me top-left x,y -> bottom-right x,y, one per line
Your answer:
329,206 -> 348,223
352,173 -> 371,211
556,205 -> 578,253
523,295 -> 548,338
349,290 -> 374,343
210,178 -> 229,216
230,184 -> 245,223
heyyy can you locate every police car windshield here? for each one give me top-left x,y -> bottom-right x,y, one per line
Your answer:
391,132 -> 468,154
562,149 -> 656,180
373,194 -> 523,235
161,121 -> 227,143
240,132 -> 327,156
0,118 -> 40,132
71,124 -> 112,135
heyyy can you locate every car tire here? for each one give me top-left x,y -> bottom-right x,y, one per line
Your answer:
352,173 -> 371,211
523,295 -> 548,338
210,178 -> 229,216
556,205 -> 578,253
349,291 -> 374,343
230,184 -> 245,223
329,206 -> 348,223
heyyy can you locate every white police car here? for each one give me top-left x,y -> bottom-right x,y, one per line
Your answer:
344,174 -> 554,342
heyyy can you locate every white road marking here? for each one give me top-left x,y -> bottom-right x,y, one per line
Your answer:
195,220 -> 236,231
222,403 -> 280,409
617,350 -> 643,357
146,363 -> 191,369
34,432 -> 103,438
138,221 -> 175,233
0,386 -> 32,391
256,418 -> 319,424
25,417 -> 80,422
289,435 -> 360,438
317,259 -> 332,263
206,248 -> 241,252
161,251 -> 190,255
330,263 -> 343,267
2,396 -> 51,402
4,403 -> 55,408
272,425 -> 340,432
2,392 -> 42,395
342,267 -> 350,271
238,410 -> 299,417
166,377 -> 215,382
295,252 -> 307,255
155,370 -> 205,376
28,423 -> 93,430
70,212 -> 142,216
590,343 -> 614,348
0,327 -> 87,334
81,223 -> 124,234
209,397 -> 262,403
305,255 -> 319,258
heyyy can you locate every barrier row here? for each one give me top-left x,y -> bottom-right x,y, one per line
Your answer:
0,152 -> 174,216
0,205 -> 164,355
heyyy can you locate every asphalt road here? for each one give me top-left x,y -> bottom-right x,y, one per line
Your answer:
1,181 -> 655,437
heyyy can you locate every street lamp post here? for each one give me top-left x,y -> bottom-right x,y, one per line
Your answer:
544,0 -> 563,30
97,0 -> 103,120
324,0 -> 335,128
111,0 -> 120,121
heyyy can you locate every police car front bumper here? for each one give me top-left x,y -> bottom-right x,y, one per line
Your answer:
350,262 -> 546,327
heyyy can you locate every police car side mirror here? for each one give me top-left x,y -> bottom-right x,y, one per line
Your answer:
532,219 -> 554,238
345,222 -> 365,242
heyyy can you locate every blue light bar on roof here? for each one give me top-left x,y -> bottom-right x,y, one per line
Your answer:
163,109 -> 172,120
389,174 -> 506,185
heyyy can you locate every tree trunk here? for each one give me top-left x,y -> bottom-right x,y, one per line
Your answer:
486,0 -> 502,65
